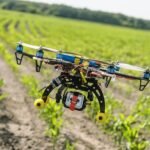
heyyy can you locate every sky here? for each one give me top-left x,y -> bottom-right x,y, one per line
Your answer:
28,0 -> 150,20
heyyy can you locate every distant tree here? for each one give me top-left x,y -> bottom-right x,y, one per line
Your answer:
0,0 -> 150,30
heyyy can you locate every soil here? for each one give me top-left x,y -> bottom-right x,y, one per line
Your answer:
0,57 -> 51,150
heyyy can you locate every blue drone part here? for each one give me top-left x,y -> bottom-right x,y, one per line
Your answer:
89,61 -> 100,68
56,53 -> 83,64
107,65 -> 116,74
143,71 -> 150,79
16,45 -> 23,52
36,50 -> 44,58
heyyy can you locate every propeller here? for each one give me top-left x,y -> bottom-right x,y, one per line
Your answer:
116,62 -> 145,72
17,42 -> 86,57
17,42 -> 115,67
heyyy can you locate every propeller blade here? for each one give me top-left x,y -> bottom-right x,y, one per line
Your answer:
61,51 -> 84,57
41,46 -> 59,53
17,42 -> 59,53
17,42 -> 40,50
17,42 -> 87,56
116,63 -> 145,72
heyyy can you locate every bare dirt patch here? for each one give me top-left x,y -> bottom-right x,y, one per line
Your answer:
0,57 -> 51,150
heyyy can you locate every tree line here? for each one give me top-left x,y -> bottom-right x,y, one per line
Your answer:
0,0 -> 150,30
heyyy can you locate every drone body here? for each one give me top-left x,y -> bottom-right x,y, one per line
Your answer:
15,42 -> 150,122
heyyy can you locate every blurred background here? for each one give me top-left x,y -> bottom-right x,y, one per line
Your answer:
0,0 -> 149,149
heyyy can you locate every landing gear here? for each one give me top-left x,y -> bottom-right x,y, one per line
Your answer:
35,73 -> 105,116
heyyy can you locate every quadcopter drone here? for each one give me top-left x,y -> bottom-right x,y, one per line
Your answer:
15,42 -> 150,122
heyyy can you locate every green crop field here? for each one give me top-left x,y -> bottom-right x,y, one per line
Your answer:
0,9 -> 150,66
0,9 -> 149,150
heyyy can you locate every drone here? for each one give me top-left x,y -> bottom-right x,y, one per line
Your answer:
15,42 -> 150,122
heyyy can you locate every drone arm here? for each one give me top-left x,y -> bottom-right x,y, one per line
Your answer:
99,68 -> 141,80
114,72 -> 141,80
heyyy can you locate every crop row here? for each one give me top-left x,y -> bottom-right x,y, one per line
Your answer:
1,9 -> 150,65
0,13 -> 74,149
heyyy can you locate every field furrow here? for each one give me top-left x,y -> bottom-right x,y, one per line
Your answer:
3,20 -> 12,32
25,20 -> 32,35
0,57 -> 52,149
14,20 -> 20,32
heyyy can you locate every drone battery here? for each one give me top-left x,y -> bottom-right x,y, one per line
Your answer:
16,45 -> 23,52
89,61 -> 100,68
56,53 -> 82,64
36,50 -> 44,58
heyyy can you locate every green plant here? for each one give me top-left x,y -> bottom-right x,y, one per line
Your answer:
20,75 -> 63,149
0,79 -> 4,88
65,140 -> 75,150
20,75 -> 41,98
0,79 -> 7,101
132,96 -> 150,124
86,94 -> 150,150
0,44 -> 18,72
40,100 -> 63,150
86,95 -> 123,127
0,93 -> 7,101
113,114 -> 149,150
